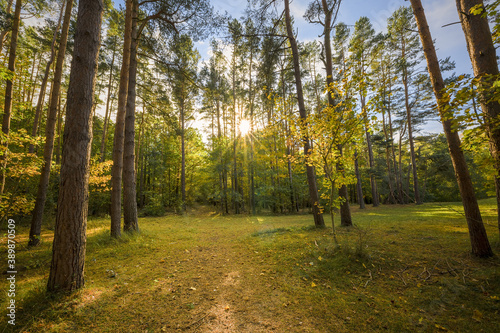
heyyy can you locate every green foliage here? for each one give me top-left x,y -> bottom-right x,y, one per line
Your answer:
0,130 -> 43,220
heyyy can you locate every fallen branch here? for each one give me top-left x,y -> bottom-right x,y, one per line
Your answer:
396,271 -> 407,286
364,270 -> 373,288
182,313 -> 209,330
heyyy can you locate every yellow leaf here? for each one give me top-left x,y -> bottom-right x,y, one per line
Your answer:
472,309 -> 483,322
435,324 -> 448,331
311,282 -> 317,288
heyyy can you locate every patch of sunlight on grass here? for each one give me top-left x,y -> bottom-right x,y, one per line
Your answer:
75,288 -> 105,309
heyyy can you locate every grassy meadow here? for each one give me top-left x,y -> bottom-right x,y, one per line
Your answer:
1,200 -> 500,332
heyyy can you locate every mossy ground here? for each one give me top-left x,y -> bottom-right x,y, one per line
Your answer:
1,200 -> 500,332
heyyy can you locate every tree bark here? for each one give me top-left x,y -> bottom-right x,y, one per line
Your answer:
411,0 -> 492,257
110,0 -> 133,238
47,0 -> 103,292
123,0 -> 139,232
456,0 -> 500,234
29,0 -> 73,246
285,0 -> 325,227
0,0 -> 21,198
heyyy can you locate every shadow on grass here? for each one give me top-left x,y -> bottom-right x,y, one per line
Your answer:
1,281 -> 73,332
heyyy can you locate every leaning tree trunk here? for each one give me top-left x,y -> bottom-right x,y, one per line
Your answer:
123,0 -> 139,232
411,0 -> 492,257
456,0 -> 500,234
47,0 -> 103,292
110,0 -> 133,238
285,0 -> 325,228
0,0 -> 21,198
29,0 -> 73,246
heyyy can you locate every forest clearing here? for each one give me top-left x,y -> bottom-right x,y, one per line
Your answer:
3,0 -> 500,331
1,200 -> 499,332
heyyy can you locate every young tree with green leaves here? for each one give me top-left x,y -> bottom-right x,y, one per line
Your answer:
305,0 -> 353,226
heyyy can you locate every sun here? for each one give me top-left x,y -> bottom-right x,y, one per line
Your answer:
239,119 -> 251,136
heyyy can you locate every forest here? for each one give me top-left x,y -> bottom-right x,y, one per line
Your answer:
1,0 -> 500,331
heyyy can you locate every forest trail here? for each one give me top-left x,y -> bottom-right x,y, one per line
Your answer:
151,209 -> 316,332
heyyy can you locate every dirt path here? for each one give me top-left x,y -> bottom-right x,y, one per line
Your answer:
156,212 -> 309,332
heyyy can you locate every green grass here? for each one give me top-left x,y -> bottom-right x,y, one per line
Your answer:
1,200 -> 500,332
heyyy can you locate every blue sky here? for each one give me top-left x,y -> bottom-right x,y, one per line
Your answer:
209,0 -> 472,75
205,0 -> 473,134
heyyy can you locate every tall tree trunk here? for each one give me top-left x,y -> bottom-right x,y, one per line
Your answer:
387,92 -> 402,204
123,0 -> 139,231
354,148 -> 365,208
285,0 -> 325,227
47,0 -> 103,292
232,54 -> 239,214
398,130 -> 406,203
382,109 -> 396,204
100,42 -> 116,162
29,2 -> 65,154
28,0 -> 73,246
411,0 -> 492,257
362,97 -> 379,207
321,0 -> 352,226
181,101 -> 187,212
249,43 -> 256,215
29,54 -> 42,107
0,0 -> 21,198
55,100 -> 65,165
456,0 -> 500,234
26,54 -> 37,104
404,74 -> 421,204
110,0 -> 133,238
